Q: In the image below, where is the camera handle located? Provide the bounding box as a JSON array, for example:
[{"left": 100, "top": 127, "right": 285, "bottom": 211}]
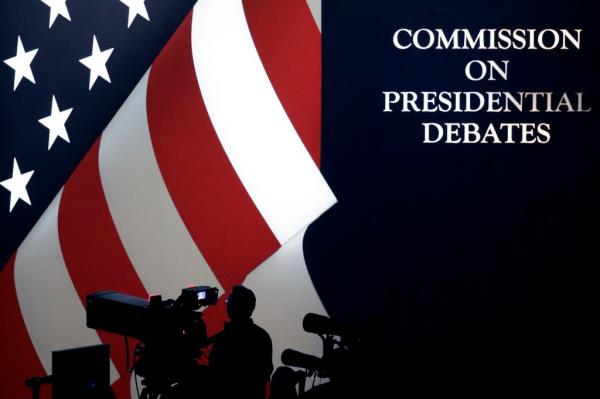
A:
[{"left": 297, "top": 371, "right": 308, "bottom": 397}]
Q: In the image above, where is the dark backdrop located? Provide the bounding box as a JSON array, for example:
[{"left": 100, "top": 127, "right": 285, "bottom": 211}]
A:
[{"left": 305, "top": 1, "right": 598, "bottom": 397}]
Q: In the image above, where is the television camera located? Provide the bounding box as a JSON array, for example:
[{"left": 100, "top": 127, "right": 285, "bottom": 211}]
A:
[
  {"left": 275, "top": 313, "right": 360, "bottom": 399},
  {"left": 86, "top": 286, "right": 218, "bottom": 399}
]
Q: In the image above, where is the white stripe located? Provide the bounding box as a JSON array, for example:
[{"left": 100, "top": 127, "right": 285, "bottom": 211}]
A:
[
  {"left": 244, "top": 228, "right": 328, "bottom": 369},
  {"left": 307, "top": 0, "right": 322, "bottom": 32},
  {"left": 14, "top": 190, "right": 119, "bottom": 382},
  {"left": 191, "top": 0, "right": 336, "bottom": 245},
  {"left": 98, "top": 70, "right": 222, "bottom": 301}
]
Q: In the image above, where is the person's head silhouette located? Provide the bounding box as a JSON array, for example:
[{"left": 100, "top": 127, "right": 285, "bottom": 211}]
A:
[{"left": 226, "top": 285, "right": 256, "bottom": 322}]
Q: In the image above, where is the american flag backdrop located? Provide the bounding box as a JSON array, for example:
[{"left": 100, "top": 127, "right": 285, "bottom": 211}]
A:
[{"left": 0, "top": 1, "right": 335, "bottom": 398}]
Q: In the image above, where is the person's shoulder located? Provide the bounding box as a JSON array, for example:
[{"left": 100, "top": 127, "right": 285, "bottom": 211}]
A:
[{"left": 250, "top": 321, "right": 272, "bottom": 341}]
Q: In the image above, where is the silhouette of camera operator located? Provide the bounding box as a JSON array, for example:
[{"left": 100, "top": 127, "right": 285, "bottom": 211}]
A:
[{"left": 209, "top": 285, "right": 273, "bottom": 399}]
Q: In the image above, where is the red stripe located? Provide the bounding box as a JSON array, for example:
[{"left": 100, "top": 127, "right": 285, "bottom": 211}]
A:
[
  {"left": 146, "top": 13, "right": 280, "bottom": 311},
  {"left": 242, "top": 0, "right": 322, "bottom": 167},
  {"left": 58, "top": 140, "right": 148, "bottom": 399},
  {"left": 0, "top": 254, "right": 49, "bottom": 399}
]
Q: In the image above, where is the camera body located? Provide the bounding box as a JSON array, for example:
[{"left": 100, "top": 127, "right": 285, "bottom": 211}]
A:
[
  {"left": 86, "top": 286, "right": 218, "bottom": 391},
  {"left": 281, "top": 313, "right": 357, "bottom": 377},
  {"left": 86, "top": 286, "right": 218, "bottom": 341}
]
